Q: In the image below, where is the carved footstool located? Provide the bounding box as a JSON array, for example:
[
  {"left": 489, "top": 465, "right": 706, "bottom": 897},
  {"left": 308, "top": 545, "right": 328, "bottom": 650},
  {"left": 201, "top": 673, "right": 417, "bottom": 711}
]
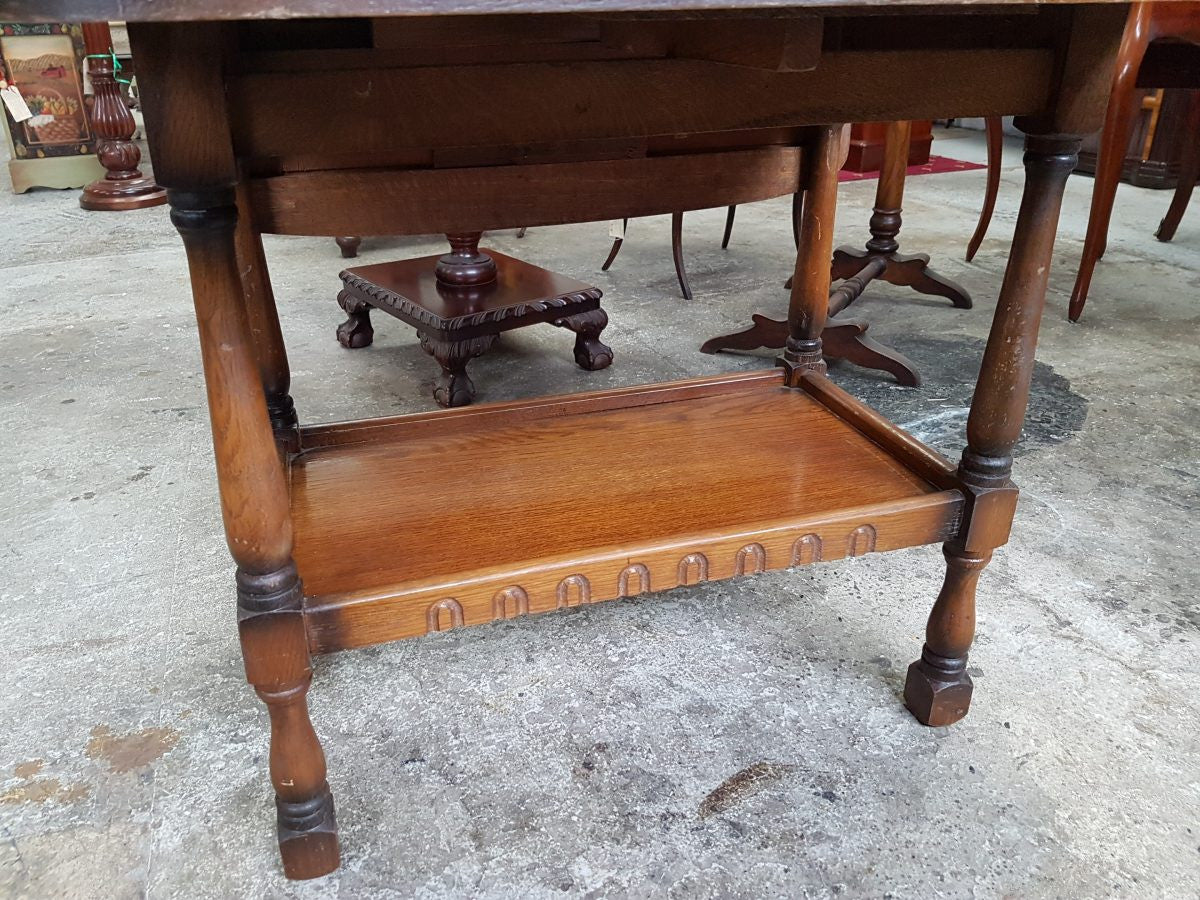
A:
[{"left": 336, "top": 232, "right": 613, "bottom": 407}]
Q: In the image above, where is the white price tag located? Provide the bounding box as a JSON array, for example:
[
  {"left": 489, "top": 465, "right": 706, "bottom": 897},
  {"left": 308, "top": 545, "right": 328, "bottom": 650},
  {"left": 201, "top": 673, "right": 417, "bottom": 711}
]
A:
[
  {"left": 607, "top": 219, "right": 627, "bottom": 240},
  {"left": 0, "top": 84, "right": 33, "bottom": 123}
]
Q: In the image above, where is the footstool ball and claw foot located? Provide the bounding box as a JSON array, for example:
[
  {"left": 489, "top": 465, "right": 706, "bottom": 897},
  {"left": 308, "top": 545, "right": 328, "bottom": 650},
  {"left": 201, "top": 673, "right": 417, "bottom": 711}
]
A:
[
  {"left": 336, "top": 232, "right": 611, "bottom": 407},
  {"left": 335, "top": 290, "right": 374, "bottom": 349},
  {"left": 554, "top": 308, "right": 614, "bottom": 372},
  {"left": 417, "top": 332, "right": 497, "bottom": 407}
]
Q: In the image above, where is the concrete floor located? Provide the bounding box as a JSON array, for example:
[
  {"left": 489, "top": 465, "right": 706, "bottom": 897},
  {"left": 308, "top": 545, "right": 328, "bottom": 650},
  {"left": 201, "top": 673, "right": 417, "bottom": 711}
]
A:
[{"left": 1, "top": 129, "right": 1198, "bottom": 899}]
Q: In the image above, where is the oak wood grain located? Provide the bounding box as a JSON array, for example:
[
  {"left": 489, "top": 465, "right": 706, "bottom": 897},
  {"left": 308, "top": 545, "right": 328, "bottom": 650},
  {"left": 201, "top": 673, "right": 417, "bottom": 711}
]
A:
[
  {"left": 289, "top": 372, "right": 964, "bottom": 653},
  {"left": 304, "top": 492, "right": 962, "bottom": 654},
  {"left": 248, "top": 147, "right": 804, "bottom": 236},
  {"left": 300, "top": 369, "right": 784, "bottom": 449},
  {"left": 230, "top": 50, "right": 1054, "bottom": 169}
]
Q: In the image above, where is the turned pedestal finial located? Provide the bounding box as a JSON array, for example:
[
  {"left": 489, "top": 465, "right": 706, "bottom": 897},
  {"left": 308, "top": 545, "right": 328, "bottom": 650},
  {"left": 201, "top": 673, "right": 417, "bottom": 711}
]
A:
[
  {"left": 435, "top": 232, "right": 498, "bottom": 287},
  {"left": 79, "top": 32, "right": 166, "bottom": 211}
]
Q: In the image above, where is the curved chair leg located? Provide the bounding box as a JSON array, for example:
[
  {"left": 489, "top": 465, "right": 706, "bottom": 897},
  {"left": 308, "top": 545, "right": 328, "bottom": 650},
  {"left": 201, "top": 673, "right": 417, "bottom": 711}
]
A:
[
  {"left": 671, "top": 211, "right": 693, "bottom": 300},
  {"left": 1156, "top": 93, "right": 1200, "bottom": 243},
  {"left": 1069, "top": 3, "right": 1153, "bottom": 323},
  {"left": 516, "top": 226, "right": 527, "bottom": 239},
  {"left": 966, "top": 116, "right": 1004, "bottom": 261},
  {"left": 721, "top": 205, "right": 737, "bottom": 249},
  {"left": 600, "top": 218, "right": 628, "bottom": 272}
]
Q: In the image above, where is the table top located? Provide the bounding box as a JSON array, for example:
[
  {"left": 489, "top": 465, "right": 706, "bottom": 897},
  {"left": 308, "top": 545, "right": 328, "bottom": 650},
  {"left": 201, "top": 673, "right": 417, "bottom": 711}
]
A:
[{"left": 5, "top": 0, "right": 1127, "bottom": 23}]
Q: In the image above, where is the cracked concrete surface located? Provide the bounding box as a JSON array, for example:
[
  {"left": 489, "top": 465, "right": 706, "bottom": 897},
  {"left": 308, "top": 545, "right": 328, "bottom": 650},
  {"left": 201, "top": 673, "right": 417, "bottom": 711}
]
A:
[{"left": 0, "top": 129, "right": 1197, "bottom": 898}]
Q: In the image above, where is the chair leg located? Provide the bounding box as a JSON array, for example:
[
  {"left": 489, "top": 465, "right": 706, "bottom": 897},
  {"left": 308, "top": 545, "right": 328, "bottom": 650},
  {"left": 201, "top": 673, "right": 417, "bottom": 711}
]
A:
[
  {"left": 782, "top": 192, "right": 805, "bottom": 291},
  {"left": 791, "top": 191, "right": 803, "bottom": 250},
  {"left": 1156, "top": 92, "right": 1200, "bottom": 243},
  {"left": 721, "top": 205, "right": 737, "bottom": 249},
  {"left": 966, "top": 116, "right": 1004, "bottom": 261},
  {"left": 600, "top": 219, "right": 628, "bottom": 272},
  {"left": 671, "top": 211, "right": 693, "bottom": 300},
  {"left": 1069, "top": 3, "right": 1153, "bottom": 323}
]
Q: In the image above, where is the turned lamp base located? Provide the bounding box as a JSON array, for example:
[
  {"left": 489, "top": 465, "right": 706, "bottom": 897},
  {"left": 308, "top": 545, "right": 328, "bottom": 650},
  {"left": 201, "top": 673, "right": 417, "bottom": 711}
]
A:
[
  {"left": 80, "top": 175, "right": 167, "bottom": 211},
  {"left": 79, "top": 28, "right": 167, "bottom": 213}
]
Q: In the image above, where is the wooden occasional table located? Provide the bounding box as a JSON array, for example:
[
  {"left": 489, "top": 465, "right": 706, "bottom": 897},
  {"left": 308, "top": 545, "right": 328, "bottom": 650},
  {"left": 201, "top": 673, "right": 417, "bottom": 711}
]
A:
[
  {"left": 16, "top": 0, "right": 1126, "bottom": 880},
  {"left": 701, "top": 119, "right": 971, "bottom": 387}
]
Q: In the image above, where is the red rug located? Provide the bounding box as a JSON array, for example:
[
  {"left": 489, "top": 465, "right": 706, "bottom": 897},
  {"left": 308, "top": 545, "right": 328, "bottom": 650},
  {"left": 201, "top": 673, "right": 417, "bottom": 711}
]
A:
[{"left": 839, "top": 155, "right": 986, "bottom": 182}]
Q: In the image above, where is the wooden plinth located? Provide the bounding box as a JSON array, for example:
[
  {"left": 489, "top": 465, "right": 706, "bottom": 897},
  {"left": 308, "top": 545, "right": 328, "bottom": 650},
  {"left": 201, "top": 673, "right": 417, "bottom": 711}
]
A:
[
  {"left": 340, "top": 250, "right": 601, "bottom": 337},
  {"left": 292, "top": 369, "right": 965, "bottom": 654},
  {"left": 337, "top": 249, "right": 612, "bottom": 406}
]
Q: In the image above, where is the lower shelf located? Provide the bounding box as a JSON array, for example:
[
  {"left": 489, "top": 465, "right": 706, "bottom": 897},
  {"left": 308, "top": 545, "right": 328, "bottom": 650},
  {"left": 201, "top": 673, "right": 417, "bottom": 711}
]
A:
[{"left": 291, "top": 369, "right": 965, "bottom": 654}]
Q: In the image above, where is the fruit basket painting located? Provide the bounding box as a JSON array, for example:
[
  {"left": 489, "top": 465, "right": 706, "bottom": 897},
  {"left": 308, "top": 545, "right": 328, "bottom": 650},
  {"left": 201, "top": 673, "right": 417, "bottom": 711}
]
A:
[{"left": 0, "top": 23, "right": 96, "bottom": 160}]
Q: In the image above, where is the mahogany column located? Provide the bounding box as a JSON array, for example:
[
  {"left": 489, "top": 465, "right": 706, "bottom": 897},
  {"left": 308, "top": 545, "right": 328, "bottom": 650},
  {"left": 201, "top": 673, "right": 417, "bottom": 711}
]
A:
[{"left": 79, "top": 22, "right": 166, "bottom": 211}]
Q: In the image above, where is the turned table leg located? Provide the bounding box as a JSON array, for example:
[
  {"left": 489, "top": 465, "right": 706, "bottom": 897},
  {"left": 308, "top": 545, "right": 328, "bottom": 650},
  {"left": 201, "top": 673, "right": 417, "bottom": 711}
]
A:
[
  {"left": 171, "top": 189, "right": 339, "bottom": 876},
  {"left": 905, "top": 132, "right": 1080, "bottom": 727},
  {"left": 780, "top": 124, "right": 846, "bottom": 384},
  {"left": 832, "top": 119, "right": 972, "bottom": 310},
  {"left": 130, "top": 20, "right": 338, "bottom": 879},
  {"left": 234, "top": 182, "right": 298, "bottom": 452}
]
